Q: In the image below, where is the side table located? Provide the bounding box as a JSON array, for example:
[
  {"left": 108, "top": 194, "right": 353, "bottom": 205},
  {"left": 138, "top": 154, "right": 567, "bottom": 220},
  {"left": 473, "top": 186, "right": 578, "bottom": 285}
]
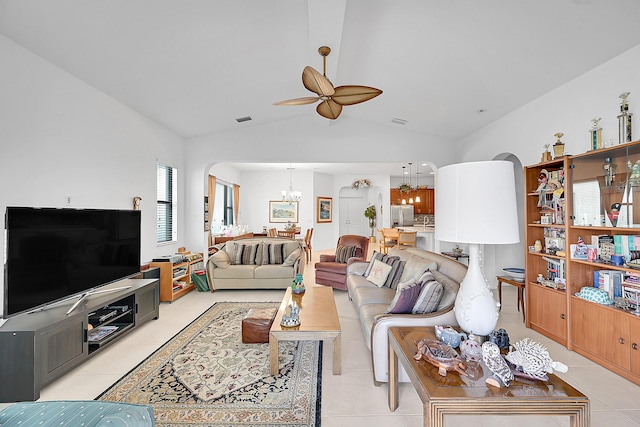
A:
[
  {"left": 388, "top": 326, "right": 590, "bottom": 426},
  {"left": 497, "top": 275, "right": 525, "bottom": 321}
]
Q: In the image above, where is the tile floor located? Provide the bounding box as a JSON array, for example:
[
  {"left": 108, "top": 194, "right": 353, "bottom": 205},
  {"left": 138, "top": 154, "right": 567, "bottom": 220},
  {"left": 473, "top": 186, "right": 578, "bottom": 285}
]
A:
[{"left": 24, "top": 248, "right": 640, "bottom": 426}]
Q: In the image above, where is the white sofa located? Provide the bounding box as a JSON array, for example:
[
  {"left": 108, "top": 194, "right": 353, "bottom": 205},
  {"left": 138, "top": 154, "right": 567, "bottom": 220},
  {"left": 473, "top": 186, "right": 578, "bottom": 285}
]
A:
[
  {"left": 206, "top": 237, "right": 304, "bottom": 291},
  {"left": 346, "top": 247, "right": 467, "bottom": 384}
]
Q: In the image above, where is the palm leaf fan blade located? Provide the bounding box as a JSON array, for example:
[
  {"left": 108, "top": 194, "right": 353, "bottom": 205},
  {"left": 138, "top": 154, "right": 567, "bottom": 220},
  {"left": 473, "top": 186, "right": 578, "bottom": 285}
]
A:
[
  {"left": 331, "top": 85, "right": 382, "bottom": 106},
  {"left": 316, "top": 99, "right": 342, "bottom": 120},
  {"left": 302, "top": 66, "right": 335, "bottom": 96},
  {"left": 273, "top": 97, "right": 320, "bottom": 106}
]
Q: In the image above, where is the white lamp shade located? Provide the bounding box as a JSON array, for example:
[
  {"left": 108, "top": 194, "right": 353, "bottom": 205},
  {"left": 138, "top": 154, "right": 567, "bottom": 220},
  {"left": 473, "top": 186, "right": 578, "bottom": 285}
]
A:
[{"left": 435, "top": 160, "right": 519, "bottom": 244}]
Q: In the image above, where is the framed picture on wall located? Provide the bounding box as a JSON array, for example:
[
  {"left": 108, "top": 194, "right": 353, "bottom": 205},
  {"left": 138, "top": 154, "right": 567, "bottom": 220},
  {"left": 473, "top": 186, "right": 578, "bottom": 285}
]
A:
[
  {"left": 269, "top": 201, "right": 299, "bottom": 223},
  {"left": 317, "top": 197, "right": 332, "bottom": 223}
]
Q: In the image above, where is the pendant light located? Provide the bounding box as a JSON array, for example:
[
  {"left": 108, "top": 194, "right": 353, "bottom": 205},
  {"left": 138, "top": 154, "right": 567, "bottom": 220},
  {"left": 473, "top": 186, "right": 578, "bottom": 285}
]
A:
[
  {"left": 408, "top": 163, "right": 414, "bottom": 204},
  {"left": 415, "top": 163, "right": 421, "bottom": 203},
  {"left": 401, "top": 166, "right": 407, "bottom": 204}
]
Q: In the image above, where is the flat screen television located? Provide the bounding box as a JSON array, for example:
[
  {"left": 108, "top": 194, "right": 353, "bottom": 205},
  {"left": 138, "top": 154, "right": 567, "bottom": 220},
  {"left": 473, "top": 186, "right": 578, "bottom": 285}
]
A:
[{"left": 3, "top": 207, "right": 141, "bottom": 319}]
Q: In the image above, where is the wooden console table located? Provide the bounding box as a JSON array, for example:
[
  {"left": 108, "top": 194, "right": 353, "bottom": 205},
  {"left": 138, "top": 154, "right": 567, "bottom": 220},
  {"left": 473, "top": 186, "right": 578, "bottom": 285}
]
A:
[{"left": 388, "top": 326, "right": 590, "bottom": 426}]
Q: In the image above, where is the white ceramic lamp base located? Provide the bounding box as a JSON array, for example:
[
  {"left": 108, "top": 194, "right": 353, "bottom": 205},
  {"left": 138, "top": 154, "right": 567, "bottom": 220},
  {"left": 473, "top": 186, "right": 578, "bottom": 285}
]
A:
[{"left": 454, "top": 244, "right": 499, "bottom": 337}]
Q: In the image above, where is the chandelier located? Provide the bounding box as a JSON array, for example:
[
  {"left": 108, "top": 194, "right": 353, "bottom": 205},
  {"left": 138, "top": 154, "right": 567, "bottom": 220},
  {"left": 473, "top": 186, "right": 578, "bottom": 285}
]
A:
[{"left": 282, "top": 164, "right": 302, "bottom": 204}]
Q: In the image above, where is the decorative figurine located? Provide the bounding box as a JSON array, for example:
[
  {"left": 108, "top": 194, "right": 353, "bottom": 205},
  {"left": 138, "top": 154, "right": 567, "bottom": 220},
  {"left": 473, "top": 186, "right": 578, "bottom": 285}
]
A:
[
  {"left": 608, "top": 202, "right": 621, "bottom": 227},
  {"left": 488, "top": 328, "right": 510, "bottom": 350},
  {"left": 482, "top": 341, "right": 514, "bottom": 388},
  {"left": 618, "top": 92, "right": 633, "bottom": 144},
  {"left": 133, "top": 196, "right": 142, "bottom": 210},
  {"left": 505, "top": 338, "right": 568, "bottom": 381},
  {"left": 280, "top": 301, "right": 301, "bottom": 327},
  {"left": 552, "top": 132, "right": 565, "bottom": 158},
  {"left": 603, "top": 157, "right": 617, "bottom": 186},
  {"left": 536, "top": 169, "right": 549, "bottom": 207},
  {"left": 459, "top": 333, "right": 483, "bottom": 362},
  {"left": 590, "top": 117, "right": 602, "bottom": 150},
  {"left": 291, "top": 273, "right": 305, "bottom": 294}
]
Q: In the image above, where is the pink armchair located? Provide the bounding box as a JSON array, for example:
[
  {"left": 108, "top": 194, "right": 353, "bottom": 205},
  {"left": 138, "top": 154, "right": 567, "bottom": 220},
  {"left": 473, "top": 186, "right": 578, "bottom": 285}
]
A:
[{"left": 315, "top": 235, "right": 369, "bottom": 290}]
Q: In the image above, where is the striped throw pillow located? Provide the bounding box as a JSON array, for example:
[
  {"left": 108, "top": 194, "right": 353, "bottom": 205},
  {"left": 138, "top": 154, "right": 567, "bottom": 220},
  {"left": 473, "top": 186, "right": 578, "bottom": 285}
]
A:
[
  {"left": 335, "top": 245, "right": 357, "bottom": 263},
  {"left": 363, "top": 251, "right": 399, "bottom": 277},
  {"left": 262, "top": 243, "right": 287, "bottom": 265},
  {"left": 232, "top": 243, "right": 259, "bottom": 265},
  {"left": 412, "top": 272, "right": 444, "bottom": 314}
]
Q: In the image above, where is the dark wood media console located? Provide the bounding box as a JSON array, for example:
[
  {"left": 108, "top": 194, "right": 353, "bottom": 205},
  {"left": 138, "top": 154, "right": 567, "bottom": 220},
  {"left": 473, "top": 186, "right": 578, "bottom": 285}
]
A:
[{"left": 0, "top": 275, "right": 160, "bottom": 402}]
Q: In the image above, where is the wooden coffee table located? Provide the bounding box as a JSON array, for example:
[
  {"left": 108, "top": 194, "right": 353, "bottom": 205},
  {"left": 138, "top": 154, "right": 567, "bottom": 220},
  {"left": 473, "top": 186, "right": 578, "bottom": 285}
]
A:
[
  {"left": 388, "top": 326, "right": 590, "bottom": 426},
  {"left": 269, "top": 285, "right": 342, "bottom": 375}
]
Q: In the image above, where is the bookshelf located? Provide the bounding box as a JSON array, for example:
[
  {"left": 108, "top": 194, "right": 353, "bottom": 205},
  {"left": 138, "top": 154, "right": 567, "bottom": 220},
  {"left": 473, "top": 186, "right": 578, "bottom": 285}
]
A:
[
  {"left": 525, "top": 140, "right": 640, "bottom": 385},
  {"left": 150, "top": 252, "right": 204, "bottom": 302},
  {"left": 524, "top": 156, "right": 570, "bottom": 345}
]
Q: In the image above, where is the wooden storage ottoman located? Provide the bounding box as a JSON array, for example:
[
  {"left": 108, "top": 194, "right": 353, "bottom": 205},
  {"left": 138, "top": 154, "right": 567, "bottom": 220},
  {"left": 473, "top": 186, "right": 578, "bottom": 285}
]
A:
[{"left": 242, "top": 308, "right": 277, "bottom": 343}]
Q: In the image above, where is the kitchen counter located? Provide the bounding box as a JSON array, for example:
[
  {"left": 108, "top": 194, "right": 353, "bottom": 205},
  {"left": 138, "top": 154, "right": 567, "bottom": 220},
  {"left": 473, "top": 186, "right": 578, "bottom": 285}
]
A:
[{"left": 397, "top": 226, "right": 435, "bottom": 251}]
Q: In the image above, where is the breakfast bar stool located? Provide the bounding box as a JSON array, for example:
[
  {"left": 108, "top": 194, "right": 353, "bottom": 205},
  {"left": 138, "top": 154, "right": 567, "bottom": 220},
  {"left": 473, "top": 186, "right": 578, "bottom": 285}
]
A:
[{"left": 497, "top": 275, "right": 525, "bottom": 321}]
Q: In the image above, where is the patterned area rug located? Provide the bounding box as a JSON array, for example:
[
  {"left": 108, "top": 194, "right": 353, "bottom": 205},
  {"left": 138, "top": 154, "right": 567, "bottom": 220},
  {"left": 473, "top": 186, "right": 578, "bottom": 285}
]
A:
[{"left": 97, "top": 302, "right": 322, "bottom": 426}]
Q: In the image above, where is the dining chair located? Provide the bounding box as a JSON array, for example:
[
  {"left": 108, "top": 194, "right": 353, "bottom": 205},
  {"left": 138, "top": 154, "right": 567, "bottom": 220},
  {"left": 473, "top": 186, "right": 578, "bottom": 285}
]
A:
[
  {"left": 267, "top": 228, "right": 277, "bottom": 237},
  {"left": 397, "top": 231, "right": 417, "bottom": 247},
  {"left": 277, "top": 230, "right": 296, "bottom": 239},
  {"left": 302, "top": 228, "right": 313, "bottom": 263},
  {"left": 378, "top": 229, "right": 395, "bottom": 254}
]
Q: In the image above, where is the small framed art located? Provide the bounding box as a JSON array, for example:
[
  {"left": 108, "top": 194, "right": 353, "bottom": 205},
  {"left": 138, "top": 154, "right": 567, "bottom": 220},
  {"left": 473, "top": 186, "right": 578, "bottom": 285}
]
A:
[
  {"left": 269, "top": 201, "right": 299, "bottom": 223},
  {"left": 317, "top": 197, "right": 332, "bottom": 223}
]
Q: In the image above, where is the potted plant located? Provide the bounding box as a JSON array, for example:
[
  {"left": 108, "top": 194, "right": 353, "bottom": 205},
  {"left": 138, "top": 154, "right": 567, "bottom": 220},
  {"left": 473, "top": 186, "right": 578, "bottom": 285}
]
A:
[
  {"left": 364, "top": 205, "right": 377, "bottom": 242},
  {"left": 398, "top": 183, "right": 413, "bottom": 194}
]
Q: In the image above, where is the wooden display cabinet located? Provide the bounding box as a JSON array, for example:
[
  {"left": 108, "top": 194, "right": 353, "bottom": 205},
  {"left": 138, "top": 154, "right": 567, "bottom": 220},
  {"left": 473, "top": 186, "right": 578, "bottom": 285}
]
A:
[
  {"left": 525, "top": 140, "right": 640, "bottom": 386},
  {"left": 565, "top": 141, "right": 640, "bottom": 384},
  {"left": 151, "top": 253, "right": 204, "bottom": 302},
  {"left": 524, "top": 157, "right": 569, "bottom": 345}
]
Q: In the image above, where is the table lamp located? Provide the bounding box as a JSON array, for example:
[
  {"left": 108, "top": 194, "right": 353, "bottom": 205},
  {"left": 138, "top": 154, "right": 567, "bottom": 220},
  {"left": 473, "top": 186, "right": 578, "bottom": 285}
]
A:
[{"left": 435, "top": 160, "right": 519, "bottom": 337}]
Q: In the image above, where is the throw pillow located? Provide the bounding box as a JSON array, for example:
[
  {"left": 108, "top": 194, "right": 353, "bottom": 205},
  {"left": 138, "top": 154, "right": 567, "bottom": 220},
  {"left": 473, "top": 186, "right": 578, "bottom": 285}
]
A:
[
  {"left": 232, "top": 243, "right": 259, "bottom": 265},
  {"left": 282, "top": 247, "right": 301, "bottom": 267},
  {"left": 211, "top": 249, "right": 231, "bottom": 268},
  {"left": 384, "top": 258, "right": 406, "bottom": 289},
  {"left": 365, "top": 259, "right": 393, "bottom": 287},
  {"left": 386, "top": 279, "right": 423, "bottom": 314},
  {"left": 412, "top": 274, "right": 444, "bottom": 314},
  {"left": 335, "top": 244, "right": 357, "bottom": 263},
  {"left": 262, "top": 243, "right": 287, "bottom": 265},
  {"left": 363, "top": 250, "right": 400, "bottom": 278},
  {"left": 431, "top": 270, "right": 461, "bottom": 311}
]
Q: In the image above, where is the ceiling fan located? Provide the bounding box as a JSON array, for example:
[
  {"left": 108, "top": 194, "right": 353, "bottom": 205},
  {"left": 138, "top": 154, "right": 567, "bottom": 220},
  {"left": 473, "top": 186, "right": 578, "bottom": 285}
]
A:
[{"left": 274, "top": 46, "right": 382, "bottom": 120}]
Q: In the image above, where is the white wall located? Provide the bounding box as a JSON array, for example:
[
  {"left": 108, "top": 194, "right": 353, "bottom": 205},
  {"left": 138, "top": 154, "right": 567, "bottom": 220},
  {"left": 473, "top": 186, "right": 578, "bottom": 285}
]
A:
[
  {"left": 0, "top": 35, "right": 186, "bottom": 314},
  {"left": 457, "top": 44, "right": 640, "bottom": 281},
  {"left": 184, "top": 119, "right": 457, "bottom": 254}
]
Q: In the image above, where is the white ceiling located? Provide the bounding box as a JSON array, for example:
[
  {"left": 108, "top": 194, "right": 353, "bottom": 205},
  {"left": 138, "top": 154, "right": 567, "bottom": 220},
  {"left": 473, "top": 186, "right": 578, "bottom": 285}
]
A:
[{"left": 2, "top": 0, "right": 640, "bottom": 177}]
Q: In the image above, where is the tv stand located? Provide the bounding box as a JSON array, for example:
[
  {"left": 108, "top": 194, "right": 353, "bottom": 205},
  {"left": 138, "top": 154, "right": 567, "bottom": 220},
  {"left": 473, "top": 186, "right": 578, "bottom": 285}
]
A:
[
  {"left": 66, "top": 285, "right": 133, "bottom": 315},
  {"left": 0, "top": 277, "right": 159, "bottom": 403}
]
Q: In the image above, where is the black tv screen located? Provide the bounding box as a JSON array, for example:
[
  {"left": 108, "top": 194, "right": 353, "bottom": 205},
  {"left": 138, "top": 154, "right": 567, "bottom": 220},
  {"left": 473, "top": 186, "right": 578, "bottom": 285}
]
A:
[{"left": 3, "top": 207, "right": 141, "bottom": 319}]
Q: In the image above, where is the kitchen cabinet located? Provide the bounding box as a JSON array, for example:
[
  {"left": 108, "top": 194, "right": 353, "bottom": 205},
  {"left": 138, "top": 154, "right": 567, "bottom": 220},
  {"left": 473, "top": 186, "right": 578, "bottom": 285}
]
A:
[{"left": 389, "top": 188, "right": 434, "bottom": 214}]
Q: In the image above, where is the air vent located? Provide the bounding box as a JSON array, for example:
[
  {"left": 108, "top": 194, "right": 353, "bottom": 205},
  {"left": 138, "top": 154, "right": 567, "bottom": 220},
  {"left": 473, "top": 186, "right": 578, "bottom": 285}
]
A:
[
  {"left": 236, "top": 116, "right": 252, "bottom": 123},
  {"left": 391, "top": 118, "right": 407, "bottom": 125}
]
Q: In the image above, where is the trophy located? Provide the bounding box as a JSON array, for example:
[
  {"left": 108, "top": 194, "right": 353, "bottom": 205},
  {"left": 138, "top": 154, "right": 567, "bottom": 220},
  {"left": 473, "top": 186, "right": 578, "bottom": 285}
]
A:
[
  {"left": 553, "top": 132, "right": 565, "bottom": 158},
  {"left": 618, "top": 92, "right": 633, "bottom": 144},
  {"left": 590, "top": 117, "right": 602, "bottom": 150}
]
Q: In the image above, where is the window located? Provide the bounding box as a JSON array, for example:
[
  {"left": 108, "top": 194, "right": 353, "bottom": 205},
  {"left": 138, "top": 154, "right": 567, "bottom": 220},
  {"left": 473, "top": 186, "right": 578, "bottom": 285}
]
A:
[
  {"left": 157, "top": 162, "right": 177, "bottom": 243},
  {"left": 211, "top": 182, "right": 234, "bottom": 233}
]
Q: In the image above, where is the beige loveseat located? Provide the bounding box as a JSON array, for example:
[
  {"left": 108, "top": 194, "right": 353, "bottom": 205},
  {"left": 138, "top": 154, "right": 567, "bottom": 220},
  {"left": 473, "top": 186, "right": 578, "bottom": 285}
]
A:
[
  {"left": 206, "top": 237, "right": 305, "bottom": 291},
  {"left": 346, "top": 247, "right": 467, "bottom": 384}
]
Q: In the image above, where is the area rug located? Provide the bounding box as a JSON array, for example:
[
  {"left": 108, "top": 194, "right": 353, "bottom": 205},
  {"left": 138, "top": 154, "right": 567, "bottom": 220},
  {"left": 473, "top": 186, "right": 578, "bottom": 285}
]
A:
[{"left": 97, "top": 302, "right": 322, "bottom": 426}]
